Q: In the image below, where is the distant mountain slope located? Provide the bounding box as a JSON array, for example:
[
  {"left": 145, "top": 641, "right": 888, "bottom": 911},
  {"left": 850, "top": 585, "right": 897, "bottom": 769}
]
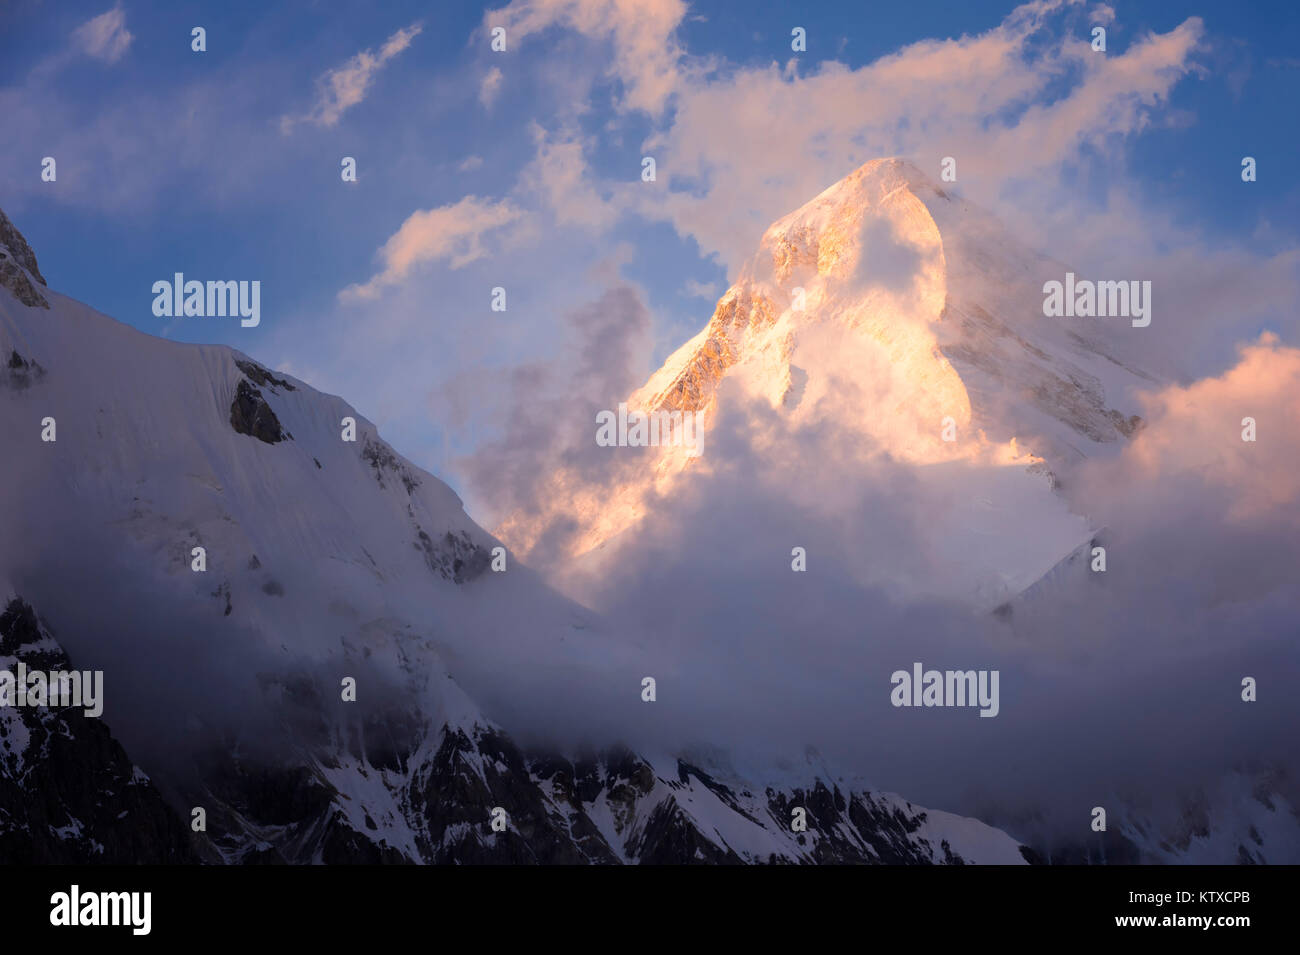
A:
[
  {"left": 0, "top": 596, "right": 198, "bottom": 863},
  {"left": 0, "top": 206, "right": 1030, "bottom": 864}
]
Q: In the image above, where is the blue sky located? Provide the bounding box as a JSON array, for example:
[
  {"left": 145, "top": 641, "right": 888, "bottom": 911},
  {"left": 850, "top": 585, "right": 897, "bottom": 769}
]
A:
[{"left": 2, "top": 0, "right": 1298, "bottom": 510}]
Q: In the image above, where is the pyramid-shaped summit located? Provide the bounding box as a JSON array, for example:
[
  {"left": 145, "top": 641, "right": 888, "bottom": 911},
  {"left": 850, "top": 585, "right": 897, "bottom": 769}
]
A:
[
  {"left": 632, "top": 155, "right": 1152, "bottom": 452},
  {"left": 498, "top": 158, "right": 1155, "bottom": 595}
]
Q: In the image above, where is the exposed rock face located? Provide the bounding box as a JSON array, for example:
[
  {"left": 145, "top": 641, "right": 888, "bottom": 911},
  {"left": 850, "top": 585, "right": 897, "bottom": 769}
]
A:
[
  {"left": 362, "top": 435, "right": 420, "bottom": 493},
  {"left": 0, "top": 598, "right": 199, "bottom": 863},
  {"left": 649, "top": 288, "right": 776, "bottom": 414},
  {"left": 235, "top": 358, "right": 296, "bottom": 392},
  {"left": 230, "top": 378, "right": 286, "bottom": 444},
  {"left": 0, "top": 212, "right": 45, "bottom": 285},
  {"left": 186, "top": 704, "right": 1028, "bottom": 865},
  {"left": 3, "top": 349, "right": 45, "bottom": 390},
  {"left": 415, "top": 527, "right": 490, "bottom": 583},
  {"left": 941, "top": 301, "right": 1147, "bottom": 444},
  {"left": 0, "top": 210, "right": 49, "bottom": 309},
  {"left": 228, "top": 358, "right": 296, "bottom": 444},
  {"left": 0, "top": 258, "right": 47, "bottom": 309},
  {"left": 353, "top": 434, "right": 492, "bottom": 583}
]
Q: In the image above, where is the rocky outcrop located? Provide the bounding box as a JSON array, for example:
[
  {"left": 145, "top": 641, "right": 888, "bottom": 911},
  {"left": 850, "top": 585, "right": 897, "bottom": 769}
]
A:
[
  {"left": 228, "top": 359, "right": 295, "bottom": 444},
  {"left": 3, "top": 349, "right": 45, "bottom": 390},
  {"left": 646, "top": 288, "right": 776, "bottom": 414},
  {"left": 415, "top": 527, "right": 490, "bottom": 584},
  {"left": 0, "top": 210, "right": 49, "bottom": 309},
  {"left": 230, "top": 379, "right": 286, "bottom": 444},
  {"left": 0, "top": 598, "right": 199, "bottom": 863},
  {"left": 235, "top": 359, "right": 296, "bottom": 392},
  {"left": 180, "top": 699, "right": 1029, "bottom": 865},
  {"left": 361, "top": 435, "right": 420, "bottom": 493},
  {"left": 0, "top": 211, "right": 45, "bottom": 285}
]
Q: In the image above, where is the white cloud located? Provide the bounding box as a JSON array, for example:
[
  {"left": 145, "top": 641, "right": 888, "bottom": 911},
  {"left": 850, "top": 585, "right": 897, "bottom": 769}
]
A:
[
  {"left": 282, "top": 22, "right": 422, "bottom": 131},
  {"left": 682, "top": 278, "right": 720, "bottom": 299},
  {"left": 631, "top": 8, "right": 1206, "bottom": 271},
  {"left": 517, "top": 125, "right": 622, "bottom": 230},
  {"left": 475, "top": 1, "right": 1210, "bottom": 282},
  {"left": 479, "top": 66, "right": 504, "bottom": 107},
  {"left": 349, "top": 125, "right": 623, "bottom": 302},
  {"left": 72, "top": 5, "right": 133, "bottom": 64},
  {"left": 340, "top": 195, "right": 523, "bottom": 300},
  {"left": 486, "top": 0, "right": 688, "bottom": 115}
]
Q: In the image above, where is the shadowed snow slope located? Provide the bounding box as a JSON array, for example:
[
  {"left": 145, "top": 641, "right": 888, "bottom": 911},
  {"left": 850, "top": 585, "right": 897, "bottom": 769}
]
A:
[{"left": 0, "top": 207, "right": 1030, "bottom": 864}]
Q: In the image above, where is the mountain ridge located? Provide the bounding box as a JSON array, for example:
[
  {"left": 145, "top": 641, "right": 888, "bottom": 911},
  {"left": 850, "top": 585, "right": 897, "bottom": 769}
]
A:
[
  {"left": 0, "top": 205, "right": 1034, "bottom": 864},
  {"left": 5, "top": 200, "right": 1288, "bottom": 865}
]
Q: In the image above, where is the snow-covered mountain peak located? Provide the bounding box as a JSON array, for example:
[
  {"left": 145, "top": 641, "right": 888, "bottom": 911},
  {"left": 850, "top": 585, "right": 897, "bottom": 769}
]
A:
[
  {"left": 500, "top": 160, "right": 1157, "bottom": 608},
  {"left": 636, "top": 155, "right": 1149, "bottom": 452},
  {"left": 0, "top": 206, "right": 1285, "bottom": 865},
  {"left": 760, "top": 157, "right": 948, "bottom": 262},
  {"left": 0, "top": 204, "right": 1041, "bottom": 863}
]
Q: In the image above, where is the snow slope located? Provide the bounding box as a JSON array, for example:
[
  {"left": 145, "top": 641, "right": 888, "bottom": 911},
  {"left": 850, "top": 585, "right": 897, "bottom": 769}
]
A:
[
  {"left": 497, "top": 159, "right": 1156, "bottom": 610},
  {"left": 0, "top": 206, "right": 1030, "bottom": 864}
]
